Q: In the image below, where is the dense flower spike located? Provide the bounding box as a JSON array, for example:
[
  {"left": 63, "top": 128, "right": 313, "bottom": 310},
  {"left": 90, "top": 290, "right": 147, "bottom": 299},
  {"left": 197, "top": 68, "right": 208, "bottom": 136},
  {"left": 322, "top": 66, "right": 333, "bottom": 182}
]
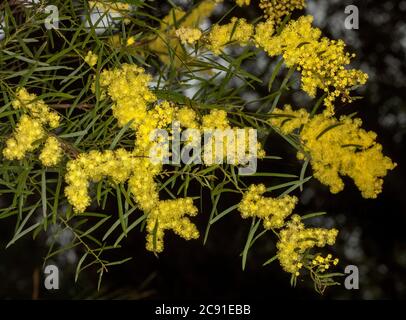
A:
[
  {"left": 145, "top": 198, "right": 199, "bottom": 253},
  {"left": 270, "top": 106, "right": 397, "bottom": 198},
  {"left": 255, "top": 16, "right": 368, "bottom": 114},
  {"left": 236, "top": 0, "right": 251, "bottom": 6},
  {"left": 202, "top": 109, "right": 230, "bottom": 130},
  {"left": 175, "top": 27, "right": 202, "bottom": 45},
  {"left": 253, "top": 18, "right": 275, "bottom": 48},
  {"left": 207, "top": 18, "right": 254, "bottom": 55},
  {"left": 84, "top": 50, "right": 98, "bottom": 66},
  {"left": 88, "top": 0, "right": 131, "bottom": 12},
  {"left": 11, "top": 88, "right": 60, "bottom": 128},
  {"left": 269, "top": 105, "right": 309, "bottom": 134},
  {"left": 201, "top": 110, "right": 265, "bottom": 165},
  {"left": 64, "top": 149, "right": 135, "bottom": 213},
  {"left": 277, "top": 215, "right": 338, "bottom": 276},
  {"left": 98, "top": 64, "right": 157, "bottom": 128},
  {"left": 311, "top": 254, "right": 339, "bottom": 273},
  {"left": 3, "top": 88, "right": 61, "bottom": 161},
  {"left": 67, "top": 63, "right": 267, "bottom": 252},
  {"left": 177, "top": 107, "right": 199, "bottom": 129},
  {"left": 259, "top": 0, "right": 306, "bottom": 24},
  {"left": 39, "top": 136, "right": 63, "bottom": 167},
  {"left": 238, "top": 184, "right": 298, "bottom": 229},
  {"left": 3, "top": 115, "right": 44, "bottom": 160}
]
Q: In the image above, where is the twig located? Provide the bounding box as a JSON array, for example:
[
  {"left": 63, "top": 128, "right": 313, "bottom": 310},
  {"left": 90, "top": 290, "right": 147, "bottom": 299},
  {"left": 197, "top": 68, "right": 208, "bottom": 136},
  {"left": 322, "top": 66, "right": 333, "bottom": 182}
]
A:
[{"left": 51, "top": 103, "right": 94, "bottom": 111}]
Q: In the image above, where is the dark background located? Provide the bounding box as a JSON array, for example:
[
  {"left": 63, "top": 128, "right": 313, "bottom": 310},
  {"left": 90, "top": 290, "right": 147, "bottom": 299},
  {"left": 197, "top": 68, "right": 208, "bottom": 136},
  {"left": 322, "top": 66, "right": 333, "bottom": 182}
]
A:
[{"left": 0, "top": 0, "right": 405, "bottom": 299}]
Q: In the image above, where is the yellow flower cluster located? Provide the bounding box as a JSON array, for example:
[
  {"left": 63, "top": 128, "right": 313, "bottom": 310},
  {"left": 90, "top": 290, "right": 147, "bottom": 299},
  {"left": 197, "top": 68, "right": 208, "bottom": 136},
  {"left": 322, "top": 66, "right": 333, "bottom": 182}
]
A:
[
  {"left": 84, "top": 50, "right": 98, "bottom": 67},
  {"left": 148, "top": 0, "right": 221, "bottom": 64},
  {"left": 145, "top": 198, "right": 199, "bottom": 252},
  {"left": 202, "top": 109, "right": 230, "bottom": 130},
  {"left": 127, "top": 157, "right": 161, "bottom": 212},
  {"left": 67, "top": 64, "right": 268, "bottom": 252},
  {"left": 39, "top": 136, "right": 63, "bottom": 167},
  {"left": 238, "top": 184, "right": 298, "bottom": 229},
  {"left": 65, "top": 149, "right": 135, "bottom": 213},
  {"left": 277, "top": 215, "right": 338, "bottom": 276},
  {"left": 270, "top": 106, "right": 397, "bottom": 198},
  {"left": 201, "top": 110, "right": 265, "bottom": 165},
  {"left": 177, "top": 107, "right": 199, "bottom": 129},
  {"left": 255, "top": 16, "right": 368, "bottom": 114},
  {"left": 3, "top": 115, "right": 44, "bottom": 160},
  {"left": 236, "top": 0, "right": 251, "bottom": 6},
  {"left": 253, "top": 19, "right": 275, "bottom": 49},
  {"left": 3, "top": 88, "right": 60, "bottom": 161},
  {"left": 311, "top": 254, "right": 339, "bottom": 273},
  {"left": 11, "top": 88, "right": 60, "bottom": 128},
  {"left": 88, "top": 1, "right": 131, "bottom": 13},
  {"left": 126, "top": 36, "right": 135, "bottom": 46},
  {"left": 98, "top": 64, "right": 157, "bottom": 128},
  {"left": 207, "top": 18, "right": 254, "bottom": 55},
  {"left": 269, "top": 105, "right": 309, "bottom": 134},
  {"left": 259, "top": 0, "right": 306, "bottom": 24},
  {"left": 70, "top": 65, "right": 201, "bottom": 252},
  {"left": 175, "top": 27, "right": 202, "bottom": 45}
]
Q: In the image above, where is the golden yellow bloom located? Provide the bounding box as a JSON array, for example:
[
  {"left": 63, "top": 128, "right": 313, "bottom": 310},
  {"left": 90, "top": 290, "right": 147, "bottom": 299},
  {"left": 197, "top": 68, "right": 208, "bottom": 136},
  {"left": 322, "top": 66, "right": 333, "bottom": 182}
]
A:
[
  {"left": 3, "top": 88, "right": 61, "bottom": 161},
  {"left": 269, "top": 105, "right": 309, "bottom": 134},
  {"left": 3, "top": 115, "right": 45, "bottom": 160},
  {"left": 84, "top": 50, "right": 98, "bottom": 67},
  {"left": 11, "top": 88, "right": 60, "bottom": 128},
  {"left": 135, "top": 100, "right": 177, "bottom": 153},
  {"left": 177, "top": 107, "right": 199, "bottom": 129},
  {"left": 98, "top": 63, "right": 157, "bottom": 129},
  {"left": 259, "top": 0, "right": 306, "bottom": 24},
  {"left": 39, "top": 136, "right": 63, "bottom": 167},
  {"left": 253, "top": 18, "right": 275, "bottom": 50},
  {"left": 68, "top": 64, "right": 269, "bottom": 252},
  {"left": 126, "top": 36, "right": 135, "bottom": 46},
  {"left": 271, "top": 106, "right": 397, "bottom": 198},
  {"left": 311, "top": 254, "right": 339, "bottom": 272},
  {"left": 175, "top": 27, "right": 202, "bottom": 45},
  {"left": 207, "top": 18, "right": 254, "bottom": 55},
  {"left": 238, "top": 184, "right": 298, "bottom": 229},
  {"left": 65, "top": 149, "right": 135, "bottom": 213},
  {"left": 88, "top": 1, "right": 130, "bottom": 13},
  {"left": 201, "top": 109, "right": 265, "bottom": 165},
  {"left": 145, "top": 198, "right": 199, "bottom": 253},
  {"left": 202, "top": 109, "right": 230, "bottom": 130},
  {"left": 236, "top": 0, "right": 250, "bottom": 6},
  {"left": 255, "top": 16, "right": 368, "bottom": 115},
  {"left": 277, "top": 215, "right": 338, "bottom": 275}
]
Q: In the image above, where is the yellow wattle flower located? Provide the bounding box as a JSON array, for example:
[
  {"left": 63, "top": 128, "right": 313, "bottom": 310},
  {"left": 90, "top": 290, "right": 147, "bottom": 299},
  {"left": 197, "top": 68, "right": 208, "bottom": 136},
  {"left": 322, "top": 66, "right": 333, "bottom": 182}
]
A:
[
  {"left": 175, "top": 27, "right": 202, "bottom": 45},
  {"left": 277, "top": 215, "right": 338, "bottom": 275},
  {"left": 270, "top": 105, "right": 397, "bottom": 198},
  {"left": 84, "top": 50, "right": 98, "bottom": 67},
  {"left": 259, "top": 0, "right": 306, "bottom": 24},
  {"left": 3, "top": 115, "right": 45, "bottom": 160},
  {"left": 255, "top": 16, "right": 368, "bottom": 115},
  {"left": 3, "top": 88, "right": 61, "bottom": 161},
  {"left": 39, "top": 136, "right": 63, "bottom": 167},
  {"left": 238, "top": 184, "right": 298, "bottom": 229},
  {"left": 207, "top": 18, "right": 254, "bottom": 55}
]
